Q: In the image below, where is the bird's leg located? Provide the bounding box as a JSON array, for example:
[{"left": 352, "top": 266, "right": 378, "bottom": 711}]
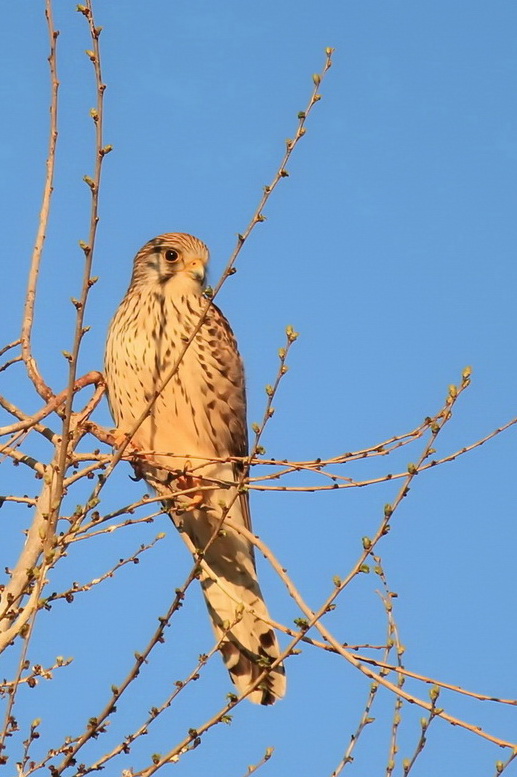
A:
[{"left": 108, "top": 428, "right": 151, "bottom": 481}]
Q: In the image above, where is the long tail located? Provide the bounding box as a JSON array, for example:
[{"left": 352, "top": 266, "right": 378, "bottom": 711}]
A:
[
  {"left": 174, "top": 499, "right": 285, "bottom": 704},
  {"left": 143, "top": 463, "right": 286, "bottom": 704}
]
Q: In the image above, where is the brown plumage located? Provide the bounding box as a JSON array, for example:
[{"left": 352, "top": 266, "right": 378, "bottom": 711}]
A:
[{"left": 104, "top": 233, "right": 286, "bottom": 704}]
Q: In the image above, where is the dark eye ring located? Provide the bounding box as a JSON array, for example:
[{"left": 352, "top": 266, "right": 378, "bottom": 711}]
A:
[{"left": 165, "top": 249, "right": 180, "bottom": 263}]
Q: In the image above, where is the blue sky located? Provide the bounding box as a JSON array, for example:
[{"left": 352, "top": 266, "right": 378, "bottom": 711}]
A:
[{"left": 2, "top": 2, "right": 517, "bottom": 775}]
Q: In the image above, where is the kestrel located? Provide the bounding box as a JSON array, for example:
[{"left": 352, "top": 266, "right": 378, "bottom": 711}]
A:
[{"left": 104, "top": 233, "right": 286, "bottom": 704}]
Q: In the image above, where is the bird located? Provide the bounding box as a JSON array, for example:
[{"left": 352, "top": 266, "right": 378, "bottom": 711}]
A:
[{"left": 104, "top": 232, "right": 286, "bottom": 705}]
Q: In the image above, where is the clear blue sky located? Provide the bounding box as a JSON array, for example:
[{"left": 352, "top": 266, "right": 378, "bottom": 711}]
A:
[{"left": 2, "top": 2, "right": 517, "bottom": 775}]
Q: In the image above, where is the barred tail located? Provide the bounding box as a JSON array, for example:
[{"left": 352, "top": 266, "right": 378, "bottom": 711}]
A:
[
  {"left": 175, "top": 499, "right": 286, "bottom": 704},
  {"left": 199, "top": 559, "right": 286, "bottom": 705}
]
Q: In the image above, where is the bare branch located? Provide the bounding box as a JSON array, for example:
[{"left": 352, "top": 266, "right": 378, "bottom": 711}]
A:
[{"left": 20, "top": 1, "right": 59, "bottom": 402}]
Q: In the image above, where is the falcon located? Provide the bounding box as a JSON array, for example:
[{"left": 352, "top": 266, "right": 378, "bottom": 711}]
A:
[{"left": 104, "top": 233, "right": 286, "bottom": 704}]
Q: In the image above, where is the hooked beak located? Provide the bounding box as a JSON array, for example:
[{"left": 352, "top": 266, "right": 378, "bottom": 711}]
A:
[{"left": 186, "top": 258, "right": 205, "bottom": 283}]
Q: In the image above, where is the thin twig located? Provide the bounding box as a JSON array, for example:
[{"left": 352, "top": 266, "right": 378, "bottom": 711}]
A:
[
  {"left": 0, "top": 340, "right": 21, "bottom": 358},
  {"left": 401, "top": 706, "right": 438, "bottom": 776},
  {"left": 20, "top": 1, "right": 59, "bottom": 402},
  {"left": 52, "top": 0, "right": 108, "bottom": 540},
  {"left": 236, "top": 748, "right": 274, "bottom": 777},
  {"left": 42, "top": 536, "right": 164, "bottom": 608},
  {"left": 84, "top": 617, "right": 245, "bottom": 775}
]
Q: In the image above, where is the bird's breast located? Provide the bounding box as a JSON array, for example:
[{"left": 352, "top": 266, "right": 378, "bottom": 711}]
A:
[{"left": 105, "top": 288, "right": 246, "bottom": 465}]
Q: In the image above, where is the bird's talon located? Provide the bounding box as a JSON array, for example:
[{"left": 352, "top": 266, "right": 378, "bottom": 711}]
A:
[
  {"left": 180, "top": 493, "right": 205, "bottom": 511},
  {"left": 175, "top": 465, "right": 206, "bottom": 510}
]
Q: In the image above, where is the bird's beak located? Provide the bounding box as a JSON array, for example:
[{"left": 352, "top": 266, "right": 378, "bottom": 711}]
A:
[{"left": 186, "top": 259, "right": 205, "bottom": 282}]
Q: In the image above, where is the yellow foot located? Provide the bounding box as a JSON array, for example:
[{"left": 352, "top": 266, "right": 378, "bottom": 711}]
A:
[{"left": 176, "top": 460, "right": 206, "bottom": 510}]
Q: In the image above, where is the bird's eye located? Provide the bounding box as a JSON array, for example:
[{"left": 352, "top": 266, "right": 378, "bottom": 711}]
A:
[{"left": 165, "top": 249, "right": 180, "bottom": 263}]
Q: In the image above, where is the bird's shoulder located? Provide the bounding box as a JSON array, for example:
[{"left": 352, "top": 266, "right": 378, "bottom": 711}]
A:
[{"left": 203, "top": 301, "right": 240, "bottom": 349}]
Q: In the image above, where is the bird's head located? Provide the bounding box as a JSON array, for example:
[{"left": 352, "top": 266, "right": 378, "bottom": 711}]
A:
[{"left": 130, "top": 232, "right": 209, "bottom": 292}]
